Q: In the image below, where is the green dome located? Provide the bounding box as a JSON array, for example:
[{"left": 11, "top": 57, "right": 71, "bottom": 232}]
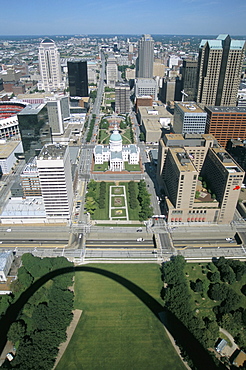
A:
[{"left": 110, "top": 132, "right": 122, "bottom": 141}]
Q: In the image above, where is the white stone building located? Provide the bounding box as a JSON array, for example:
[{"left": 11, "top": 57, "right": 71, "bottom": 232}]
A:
[
  {"left": 36, "top": 143, "right": 73, "bottom": 220},
  {"left": 94, "top": 126, "right": 139, "bottom": 171}
]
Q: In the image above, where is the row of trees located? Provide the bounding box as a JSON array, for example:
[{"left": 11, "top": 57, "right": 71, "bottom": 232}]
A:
[
  {"left": 2, "top": 254, "right": 74, "bottom": 369},
  {"left": 98, "top": 181, "right": 106, "bottom": 209},
  {"left": 86, "top": 114, "right": 96, "bottom": 142},
  {"left": 128, "top": 181, "right": 139, "bottom": 209},
  {"left": 138, "top": 180, "right": 153, "bottom": 221}
]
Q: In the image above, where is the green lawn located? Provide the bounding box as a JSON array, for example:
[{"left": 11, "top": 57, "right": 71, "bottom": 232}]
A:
[
  {"left": 93, "top": 163, "right": 109, "bottom": 171},
  {"left": 56, "top": 264, "right": 186, "bottom": 370},
  {"left": 123, "top": 182, "right": 141, "bottom": 220},
  {"left": 124, "top": 163, "right": 141, "bottom": 172},
  {"left": 112, "top": 186, "right": 124, "bottom": 195}
]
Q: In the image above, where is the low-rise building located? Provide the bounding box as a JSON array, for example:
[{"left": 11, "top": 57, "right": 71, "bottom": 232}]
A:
[
  {"left": 0, "top": 252, "right": 14, "bottom": 282},
  {"left": 137, "top": 105, "right": 173, "bottom": 143}
]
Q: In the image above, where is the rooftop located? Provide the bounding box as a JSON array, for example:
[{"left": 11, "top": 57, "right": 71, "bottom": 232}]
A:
[{"left": 206, "top": 106, "right": 246, "bottom": 113}]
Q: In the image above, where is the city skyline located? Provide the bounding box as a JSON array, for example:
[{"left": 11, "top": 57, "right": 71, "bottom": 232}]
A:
[{"left": 0, "top": 0, "right": 246, "bottom": 36}]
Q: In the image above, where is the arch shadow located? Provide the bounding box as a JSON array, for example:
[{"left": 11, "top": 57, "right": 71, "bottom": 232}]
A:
[{"left": 0, "top": 266, "right": 224, "bottom": 369}]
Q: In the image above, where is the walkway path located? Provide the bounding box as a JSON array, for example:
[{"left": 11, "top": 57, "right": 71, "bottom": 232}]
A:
[{"left": 53, "top": 309, "right": 82, "bottom": 369}]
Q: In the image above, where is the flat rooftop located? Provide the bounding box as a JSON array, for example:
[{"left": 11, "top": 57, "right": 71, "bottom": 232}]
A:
[
  {"left": 38, "top": 143, "right": 67, "bottom": 160},
  {"left": 0, "top": 141, "right": 21, "bottom": 159},
  {"left": 1, "top": 197, "right": 46, "bottom": 218},
  {"left": 170, "top": 147, "right": 197, "bottom": 172},
  {"left": 206, "top": 106, "right": 246, "bottom": 113},
  {"left": 175, "top": 102, "right": 205, "bottom": 114}
]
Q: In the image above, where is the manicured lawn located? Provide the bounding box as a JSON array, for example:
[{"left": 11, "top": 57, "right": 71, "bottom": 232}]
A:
[
  {"left": 93, "top": 182, "right": 114, "bottom": 220},
  {"left": 93, "top": 163, "right": 109, "bottom": 171},
  {"left": 123, "top": 182, "right": 141, "bottom": 220},
  {"left": 56, "top": 264, "right": 186, "bottom": 370},
  {"left": 124, "top": 162, "right": 141, "bottom": 171}
]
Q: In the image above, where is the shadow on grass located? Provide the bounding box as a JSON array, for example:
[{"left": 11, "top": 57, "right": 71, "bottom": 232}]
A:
[{"left": 0, "top": 266, "right": 225, "bottom": 369}]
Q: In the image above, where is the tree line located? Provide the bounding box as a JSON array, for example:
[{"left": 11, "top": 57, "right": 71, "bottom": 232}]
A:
[{"left": 1, "top": 254, "right": 74, "bottom": 370}]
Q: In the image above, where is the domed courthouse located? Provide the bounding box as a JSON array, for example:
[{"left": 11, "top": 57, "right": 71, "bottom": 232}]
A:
[{"left": 94, "top": 125, "right": 140, "bottom": 171}]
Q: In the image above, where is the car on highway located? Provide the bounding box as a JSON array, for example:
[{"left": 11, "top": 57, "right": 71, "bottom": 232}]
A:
[
  {"left": 136, "top": 238, "right": 144, "bottom": 242},
  {"left": 225, "top": 237, "right": 233, "bottom": 241},
  {"left": 6, "top": 228, "right": 12, "bottom": 232}
]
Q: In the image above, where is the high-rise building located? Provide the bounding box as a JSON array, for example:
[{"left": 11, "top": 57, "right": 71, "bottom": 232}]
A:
[
  {"left": 36, "top": 144, "right": 73, "bottom": 220},
  {"left": 106, "top": 55, "right": 118, "bottom": 87},
  {"left": 38, "top": 39, "right": 65, "bottom": 92},
  {"left": 173, "top": 102, "right": 207, "bottom": 135},
  {"left": 46, "top": 96, "right": 70, "bottom": 135},
  {"left": 196, "top": 34, "right": 245, "bottom": 107},
  {"left": 135, "top": 78, "right": 158, "bottom": 100},
  {"left": 67, "top": 61, "right": 89, "bottom": 97},
  {"left": 115, "top": 82, "right": 130, "bottom": 114},
  {"left": 181, "top": 59, "right": 198, "bottom": 101},
  {"left": 17, "top": 103, "right": 52, "bottom": 160},
  {"left": 157, "top": 133, "right": 244, "bottom": 224},
  {"left": 205, "top": 106, "right": 246, "bottom": 148},
  {"left": 136, "top": 34, "right": 154, "bottom": 78}
]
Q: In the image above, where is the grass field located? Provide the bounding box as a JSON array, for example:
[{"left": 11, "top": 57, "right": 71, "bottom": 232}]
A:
[{"left": 56, "top": 264, "right": 186, "bottom": 370}]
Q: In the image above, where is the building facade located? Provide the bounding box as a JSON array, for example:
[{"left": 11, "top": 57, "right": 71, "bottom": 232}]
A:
[
  {"left": 46, "top": 96, "right": 70, "bottom": 135},
  {"left": 115, "top": 82, "right": 130, "bottom": 114},
  {"left": 174, "top": 102, "right": 207, "bottom": 135},
  {"left": 181, "top": 59, "right": 198, "bottom": 101},
  {"left": 157, "top": 133, "right": 244, "bottom": 224},
  {"left": 135, "top": 78, "right": 158, "bottom": 101},
  {"left": 38, "top": 39, "right": 65, "bottom": 92},
  {"left": 196, "top": 34, "right": 245, "bottom": 107},
  {"left": 67, "top": 60, "right": 89, "bottom": 97},
  {"left": 205, "top": 106, "right": 246, "bottom": 148},
  {"left": 36, "top": 144, "right": 73, "bottom": 220},
  {"left": 106, "top": 56, "right": 118, "bottom": 88},
  {"left": 136, "top": 34, "right": 154, "bottom": 78},
  {"left": 94, "top": 126, "right": 140, "bottom": 171}
]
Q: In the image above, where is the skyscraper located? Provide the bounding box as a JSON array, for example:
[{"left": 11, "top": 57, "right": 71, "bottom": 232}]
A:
[
  {"left": 67, "top": 61, "right": 89, "bottom": 97},
  {"left": 106, "top": 55, "right": 118, "bottom": 88},
  {"left": 36, "top": 144, "right": 73, "bottom": 220},
  {"left": 181, "top": 59, "right": 198, "bottom": 101},
  {"left": 196, "top": 34, "right": 245, "bottom": 107},
  {"left": 38, "top": 39, "right": 64, "bottom": 92},
  {"left": 136, "top": 34, "right": 154, "bottom": 78},
  {"left": 115, "top": 82, "right": 130, "bottom": 114}
]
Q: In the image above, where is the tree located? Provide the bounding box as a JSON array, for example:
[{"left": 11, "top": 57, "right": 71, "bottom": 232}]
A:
[
  {"left": 207, "top": 271, "right": 220, "bottom": 283},
  {"left": 207, "top": 283, "right": 229, "bottom": 301},
  {"left": 190, "top": 279, "right": 204, "bottom": 292},
  {"left": 8, "top": 320, "right": 26, "bottom": 344}
]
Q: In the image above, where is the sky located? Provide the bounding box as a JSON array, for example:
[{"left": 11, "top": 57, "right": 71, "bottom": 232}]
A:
[{"left": 0, "top": 0, "right": 245, "bottom": 36}]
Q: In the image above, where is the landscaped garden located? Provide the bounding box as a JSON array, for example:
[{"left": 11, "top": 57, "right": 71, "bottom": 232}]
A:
[
  {"left": 85, "top": 180, "right": 153, "bottom": 222},
  {"left": 56, "top": 264, "right": 186, "bottom": 370}
]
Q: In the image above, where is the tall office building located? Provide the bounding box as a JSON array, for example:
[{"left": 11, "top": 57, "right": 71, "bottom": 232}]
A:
[
  {"left": 36, "top": 144, "right": 73, "bottom": 220},
  {"left": 46, "top": 96, "right": 70, "bottom": 135},
  {"left": 181, "top": 59, "right": 198, "bottom": 101},
  {"left": 196, "top": 34, "right": 245, "bottom": 107},
  {"left": 106, "top": 55, "right": 118, "bottom": 87},
  {"left": 136, "top": 34, "right": 154, "bottom": 78},
  {"left": 157, "top": 133, "right": 244, "bottom": 224},
  {"left": 115, "top": 82, "right": 130, "bottom": 114},
  {"left": 38, "top": 39, "right": 64, "bottom": 92},
  {"left": 67, "top": 61, "right": 89, "bottom": 97}
]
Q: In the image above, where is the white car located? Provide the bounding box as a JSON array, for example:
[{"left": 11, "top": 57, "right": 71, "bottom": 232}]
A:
[
  {"left": 6, "top": 228, "right": 12, "bottom": 232},
  {"left": 225, "top": 237, "right": 233, "bottom": 241},
  {"left": 136, "top": 238, "right": 144, "bottom": 242}
]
